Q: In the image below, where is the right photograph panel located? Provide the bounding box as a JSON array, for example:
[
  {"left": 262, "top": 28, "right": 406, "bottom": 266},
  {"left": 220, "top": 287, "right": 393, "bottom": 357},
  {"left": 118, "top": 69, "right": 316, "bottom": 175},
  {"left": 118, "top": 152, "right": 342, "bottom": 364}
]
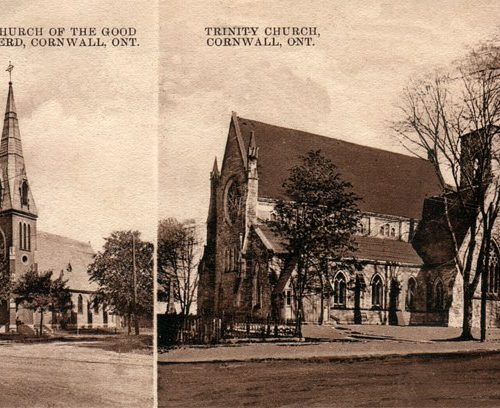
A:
[{"left": 158, "top": 1, "right": 500, "bottom": 407}]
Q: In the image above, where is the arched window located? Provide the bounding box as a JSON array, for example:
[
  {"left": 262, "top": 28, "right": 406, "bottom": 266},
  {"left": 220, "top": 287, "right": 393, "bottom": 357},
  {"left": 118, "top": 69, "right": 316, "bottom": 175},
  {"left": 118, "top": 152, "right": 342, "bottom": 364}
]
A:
[
  {"left": 372, "top": 274, "right": 383, "bottom": 307},
  {"left": 390, "top": 227, "right": 396, "bottom": 237},
  {"left": 233, "top": 246, "right": 239, "bottom": 272},
  {"left": 229, "top": 248, "right": 234, "bottom": 271},
  {"left": 77, "top": 294, "right": 83, "bottom": 314},
  {"left": 358, "top": 222, "right": 365, "bottom": 235},
  {"left": 333, "top": 272, "right": 347, "bottom": 307},
  {"left": 23, "top": 223, "right": 26, "bottom": 251},
  {"left": 434, "top": 279, "right": 445, "bottom": 311},
  {"left": 0, "top": 180, "right": 3, "bottom": 206},
  {"left": 406, "top": 277, "right": 417, "bottom": 311},
  {"left": 487, "top": 242, "right": 500, "bottom": 296},
  {"left": 18, "top": 222, "right": 22, "bottom": 249},
  {"left": 253, "top": 263, "right": 262, "bottom": 308},
  {"left": 20, "top": 181, "right": 29, "bottom": 206},
  {"left": 28, "top": 224, "right": 31, "bottom": 251}
]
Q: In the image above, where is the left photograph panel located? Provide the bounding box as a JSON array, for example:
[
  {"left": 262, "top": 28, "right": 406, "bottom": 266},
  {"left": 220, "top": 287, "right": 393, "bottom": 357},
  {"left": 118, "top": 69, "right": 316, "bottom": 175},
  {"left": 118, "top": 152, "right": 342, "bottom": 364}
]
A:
[{"left": 0, "top": 2, "right": 157, "bottom": 408}]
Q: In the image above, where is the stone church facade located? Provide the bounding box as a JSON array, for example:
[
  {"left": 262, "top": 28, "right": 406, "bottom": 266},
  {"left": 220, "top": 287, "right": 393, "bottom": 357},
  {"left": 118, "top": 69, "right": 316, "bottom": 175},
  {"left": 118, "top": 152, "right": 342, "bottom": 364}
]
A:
[
  {"left": 198, "top": 113, "right": 500, "bottom": 328},
  {"left": 0, "top": 80, "right": 116, "bottom": 332}
]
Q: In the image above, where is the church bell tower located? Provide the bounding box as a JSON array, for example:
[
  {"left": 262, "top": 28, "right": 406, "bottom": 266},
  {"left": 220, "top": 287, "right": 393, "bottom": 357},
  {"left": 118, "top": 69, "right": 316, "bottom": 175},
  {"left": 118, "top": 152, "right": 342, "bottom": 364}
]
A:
[{"left": 0, "top": 74, "right": 38, "bottom": 331}]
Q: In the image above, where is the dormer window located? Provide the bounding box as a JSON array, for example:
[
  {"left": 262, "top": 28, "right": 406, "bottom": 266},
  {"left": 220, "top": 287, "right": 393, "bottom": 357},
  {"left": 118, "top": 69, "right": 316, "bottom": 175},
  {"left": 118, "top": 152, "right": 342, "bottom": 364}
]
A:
[{"left": 20, "top": 180, "right": 29, "bottom": 206}]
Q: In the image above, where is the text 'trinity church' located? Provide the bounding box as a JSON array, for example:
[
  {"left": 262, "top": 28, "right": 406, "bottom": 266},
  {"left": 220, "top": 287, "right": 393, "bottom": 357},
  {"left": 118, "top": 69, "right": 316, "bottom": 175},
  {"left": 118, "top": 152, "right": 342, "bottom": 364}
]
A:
[{"left": 0, "top": 74, "right": 116, "bottom": 332}]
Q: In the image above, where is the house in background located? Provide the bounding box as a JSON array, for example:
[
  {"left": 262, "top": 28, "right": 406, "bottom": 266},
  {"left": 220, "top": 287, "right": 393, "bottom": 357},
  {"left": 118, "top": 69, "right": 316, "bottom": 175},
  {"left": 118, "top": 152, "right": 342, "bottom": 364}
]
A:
[
  {"left": 0, "top": 80, "right": 116, "bottom": 332},
  {"left": 197, "top": 113, "right": 500, "bottom": 328}
]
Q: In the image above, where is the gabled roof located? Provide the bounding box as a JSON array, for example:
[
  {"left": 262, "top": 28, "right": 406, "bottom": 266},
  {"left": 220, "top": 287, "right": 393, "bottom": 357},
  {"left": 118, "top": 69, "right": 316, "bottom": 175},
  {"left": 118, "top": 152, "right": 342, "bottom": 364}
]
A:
[
  {"left": 255, "top": 225, "right": 423, "bottom": 265},
  {"left": 236, "top": 116, "right": 443, "bottom": 219},
  {"left": 36, "top": 231, "right": 96, "bottom": 292}
]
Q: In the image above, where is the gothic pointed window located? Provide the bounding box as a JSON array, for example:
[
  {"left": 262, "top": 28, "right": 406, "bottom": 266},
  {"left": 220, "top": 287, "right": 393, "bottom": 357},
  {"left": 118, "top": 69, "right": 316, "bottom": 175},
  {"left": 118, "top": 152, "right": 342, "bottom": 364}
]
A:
[
  {"left": 225, "top": 179, "right": 241, "bottom": 224},
  {"left": 406, "top": 277, "right": 417, "bottom": 311},
  {"left": 333, "top": 272, "right": 347, "bottom": 307},
  {"left": 18, "top": 222, "right": 22, "bottom": 249},
  {"left": 487, "top": 242, "right": 500, "bottom": 296},
  {"left": 77, "top": 294, "right": 83, "bottom": 314},
  {"left": 20, "top": 180, "right": 29, "bottom": 206},
  {"left": 434, "top": 279, "right": 444, "bottom": 311},
  {"left": 372, "top": 274, "right": 383, "bottom": 308}
]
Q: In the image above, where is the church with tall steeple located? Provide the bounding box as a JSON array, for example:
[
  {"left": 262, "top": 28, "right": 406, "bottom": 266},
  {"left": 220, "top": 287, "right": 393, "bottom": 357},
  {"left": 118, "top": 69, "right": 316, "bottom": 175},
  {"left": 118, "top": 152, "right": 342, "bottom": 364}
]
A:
[{"left": 0, "top": 72, "right": 117, "bottom": 332}]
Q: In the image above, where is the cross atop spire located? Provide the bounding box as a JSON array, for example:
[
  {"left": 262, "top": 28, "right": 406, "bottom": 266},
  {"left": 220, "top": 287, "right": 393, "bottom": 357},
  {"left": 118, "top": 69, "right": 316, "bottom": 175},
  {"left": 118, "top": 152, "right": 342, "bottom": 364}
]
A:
[{"left": 6, "top": 61, "right": 14, "bottom": 83}]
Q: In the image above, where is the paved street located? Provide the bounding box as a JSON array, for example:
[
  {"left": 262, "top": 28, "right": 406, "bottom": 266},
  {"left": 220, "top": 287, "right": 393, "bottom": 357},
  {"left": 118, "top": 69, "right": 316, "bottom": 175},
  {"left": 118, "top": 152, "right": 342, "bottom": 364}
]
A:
[
  {"left": 0, "top": 341, "right": 153, "bottom": 408},
  {"left": 160, "top": 352, "right": 500, "bottom": 407}
]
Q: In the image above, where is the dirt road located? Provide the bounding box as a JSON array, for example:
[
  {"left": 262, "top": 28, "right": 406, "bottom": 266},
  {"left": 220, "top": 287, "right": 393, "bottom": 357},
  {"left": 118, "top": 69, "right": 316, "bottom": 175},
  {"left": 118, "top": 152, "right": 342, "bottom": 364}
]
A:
[
  {"left": 160, "top": 352, "right": 500, "bottom": 407},
  {"left": 1, "top": 342, "right": 153, "bottom": 408}
]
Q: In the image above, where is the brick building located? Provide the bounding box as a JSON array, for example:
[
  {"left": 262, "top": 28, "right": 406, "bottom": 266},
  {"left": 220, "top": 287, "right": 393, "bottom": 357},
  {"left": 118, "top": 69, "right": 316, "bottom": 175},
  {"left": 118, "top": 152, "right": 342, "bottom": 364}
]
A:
[
  {"left": 197, "top": 113, "right": 500, "bottom": 327},
  {"left": 0, "top": 80, "right": 116, "bottom": 332}
]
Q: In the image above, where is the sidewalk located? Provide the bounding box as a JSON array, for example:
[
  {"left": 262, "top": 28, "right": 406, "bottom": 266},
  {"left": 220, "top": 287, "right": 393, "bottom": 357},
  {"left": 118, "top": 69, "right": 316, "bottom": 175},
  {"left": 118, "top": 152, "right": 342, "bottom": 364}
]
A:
[{"left": 159, "top": 325, "right": 500, "bottom": 364}]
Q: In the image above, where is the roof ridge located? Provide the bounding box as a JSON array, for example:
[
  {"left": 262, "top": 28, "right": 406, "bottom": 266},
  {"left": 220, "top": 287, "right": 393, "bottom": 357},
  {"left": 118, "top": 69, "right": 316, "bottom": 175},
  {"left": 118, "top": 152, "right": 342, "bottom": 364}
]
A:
[
  {"left": 237, "top": 116, "right": 430, "bottom": 164},
  {"left": 38, "top": 230, "right": 94, "bottom": 251}
]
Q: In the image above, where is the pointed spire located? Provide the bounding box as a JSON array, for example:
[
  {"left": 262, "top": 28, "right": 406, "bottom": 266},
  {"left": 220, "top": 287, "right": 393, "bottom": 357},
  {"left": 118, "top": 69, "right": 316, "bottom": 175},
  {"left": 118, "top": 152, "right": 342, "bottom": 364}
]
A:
[
  {"left": 248, "top": 131, "right": 259, "bottom": 159},
  {"left": 5, "top": 81, "right": 16, "bottom": 119},
  {"left": 0, "top": 78, "right": 37, "bottom": 216},
  {"left": 210, "top": 157, "right": 220, "bottom": 180}
]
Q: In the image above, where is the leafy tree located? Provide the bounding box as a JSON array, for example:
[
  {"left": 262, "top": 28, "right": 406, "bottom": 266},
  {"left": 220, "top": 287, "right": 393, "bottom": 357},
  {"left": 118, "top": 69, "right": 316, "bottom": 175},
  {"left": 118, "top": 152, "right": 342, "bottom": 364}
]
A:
[
  {"left": 268, "top": 150, "right": 360, "bottom": 335},
  {"left": 13, "top": 269, "right": 72, "bottom": 336},
  {"left": 88, "top": 230, "right": 153, "bottom": 335},
  {"left": 0, "top": 258, "right": 11, "bottom": 304},
  {"left": 393, "top": 40, "right": 500, "bottom": 340},
  {"left": 157, "top": 218, "right": 201, "bottom": 317}
]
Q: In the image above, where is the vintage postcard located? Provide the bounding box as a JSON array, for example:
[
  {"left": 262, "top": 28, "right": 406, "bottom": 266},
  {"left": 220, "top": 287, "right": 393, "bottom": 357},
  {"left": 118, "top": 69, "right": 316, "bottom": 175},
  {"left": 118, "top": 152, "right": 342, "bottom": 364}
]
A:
[
  {"left": 160, "top": 1, "right": 500, "bottom": 407},
  {"left": 0, "top": 2, "right": 156, "bottom": 408}
]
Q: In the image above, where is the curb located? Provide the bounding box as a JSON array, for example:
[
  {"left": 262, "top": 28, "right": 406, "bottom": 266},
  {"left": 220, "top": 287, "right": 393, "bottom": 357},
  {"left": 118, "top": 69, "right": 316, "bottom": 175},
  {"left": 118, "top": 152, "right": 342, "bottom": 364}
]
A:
[{"left": 158, "top": 348, "right": 500, "bottom": 365}]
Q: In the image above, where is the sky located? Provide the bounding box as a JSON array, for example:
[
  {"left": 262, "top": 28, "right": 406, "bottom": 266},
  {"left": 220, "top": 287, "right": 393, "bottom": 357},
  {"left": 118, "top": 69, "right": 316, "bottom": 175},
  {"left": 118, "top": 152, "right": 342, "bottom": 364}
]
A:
[
  {"left": 1, "top": 1, "right": 158, "bottom": 250},
  {"left": 161, "top": 0, "right": 500, "bottom": 228}
]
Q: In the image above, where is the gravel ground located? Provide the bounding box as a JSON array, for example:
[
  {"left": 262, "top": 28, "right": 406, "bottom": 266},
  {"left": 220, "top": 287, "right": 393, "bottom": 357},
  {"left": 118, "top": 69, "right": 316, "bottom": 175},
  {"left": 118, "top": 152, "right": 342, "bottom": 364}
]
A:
[
  {"left": 160, "top": 353, "right": 500, "bottom": 407},
  {"left": 0, "top": 341, "right": 154, "bottom": 408}
]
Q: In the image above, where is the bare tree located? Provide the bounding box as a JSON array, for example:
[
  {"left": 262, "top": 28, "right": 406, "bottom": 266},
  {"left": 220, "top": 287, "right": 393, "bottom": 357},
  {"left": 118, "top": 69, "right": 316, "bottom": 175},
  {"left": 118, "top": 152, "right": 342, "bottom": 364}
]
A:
[
  {"left": 393, "top": 40, "right": 500, "bottom": 340},
  {"left": 158, "top": 218, "right": 201, "bottom": 317}
]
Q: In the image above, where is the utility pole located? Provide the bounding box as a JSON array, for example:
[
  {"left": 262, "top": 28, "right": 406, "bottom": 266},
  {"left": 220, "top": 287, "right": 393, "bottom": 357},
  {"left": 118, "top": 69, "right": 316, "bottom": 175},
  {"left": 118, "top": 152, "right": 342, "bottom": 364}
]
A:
[{"left": 133, "top": 232, "right": 139, "bottom": 335}]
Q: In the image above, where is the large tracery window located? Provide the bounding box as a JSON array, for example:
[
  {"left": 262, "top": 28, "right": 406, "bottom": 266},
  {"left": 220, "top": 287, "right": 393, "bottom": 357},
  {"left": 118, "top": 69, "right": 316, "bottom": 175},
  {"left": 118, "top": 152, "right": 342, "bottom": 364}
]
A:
[
  {"left": 487, "top": 242, "right": 500, "bottom": 296},
  {"left": 225, "top": 180, "right": 242, "bottom": 224}
]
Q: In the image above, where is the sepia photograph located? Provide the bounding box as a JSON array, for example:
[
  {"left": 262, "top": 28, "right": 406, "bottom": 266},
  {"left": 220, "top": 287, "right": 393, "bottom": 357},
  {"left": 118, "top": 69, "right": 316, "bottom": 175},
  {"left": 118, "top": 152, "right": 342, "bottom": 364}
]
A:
[
  {"left": 159, "top": 1, "right": 500, "bottom": 407},
  {"left": 0, "top": 1, "right": 157, "bottom": 407}
]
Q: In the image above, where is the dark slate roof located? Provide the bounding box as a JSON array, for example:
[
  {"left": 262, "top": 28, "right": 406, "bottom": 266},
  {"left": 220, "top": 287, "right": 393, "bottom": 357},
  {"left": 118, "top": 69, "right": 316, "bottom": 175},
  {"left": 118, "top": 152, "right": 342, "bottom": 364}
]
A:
[
  {"left": 237, "top": 116, "right": 443, "bottom": 219},
  {"left": 36, "top": 231, "right": 96, "bottom": 292},
  {"left": 255, "top": 225, "right": 423, "bottom": 265},
  {"left": 354, "top": 235, "right": 422, "bottom": 265}
]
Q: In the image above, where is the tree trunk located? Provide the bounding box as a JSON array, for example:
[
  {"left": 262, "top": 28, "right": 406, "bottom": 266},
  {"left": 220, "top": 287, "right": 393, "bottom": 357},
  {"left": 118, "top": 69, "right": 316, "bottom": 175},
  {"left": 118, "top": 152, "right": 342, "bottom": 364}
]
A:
[
  {"left": 127, "top": 313, "right": 131, "bottom": 335},
  {"left": 295, "top": 296, "right": 303, "bottom": 338},
  {"left": 133, "top": 313, "right": 140, "bottom": 335},
  {"left": 460, "top": 285, "right": 474, "bottom": 340},
  {"left": 480, "top": 264, "right": 488, "bottom": 342},
  {"left": 318, "top": 276, "right": 324, "bottom": 325},
  {"left": 39, "top": 310, "right": 44, "bottom": 337}
]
